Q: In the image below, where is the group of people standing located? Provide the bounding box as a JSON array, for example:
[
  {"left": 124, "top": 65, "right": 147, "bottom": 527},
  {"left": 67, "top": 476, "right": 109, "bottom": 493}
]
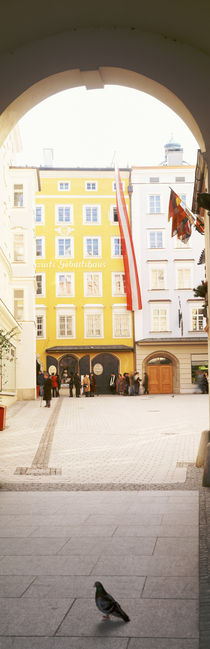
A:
[
  {"left": 37, "top": 370, "right": 61, "bottom": 407},
  {"left": 109, "top": 371, "right": 149, "bottom": 396}
]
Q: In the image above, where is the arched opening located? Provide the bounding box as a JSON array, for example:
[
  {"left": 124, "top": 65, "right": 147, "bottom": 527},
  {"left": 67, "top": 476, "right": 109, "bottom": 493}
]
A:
[
  {"left": 92, "top": 352, "right": 119, "bottom": 394},
  {"left": 58, "top": 354, "right": 78, "bottom": 383}
]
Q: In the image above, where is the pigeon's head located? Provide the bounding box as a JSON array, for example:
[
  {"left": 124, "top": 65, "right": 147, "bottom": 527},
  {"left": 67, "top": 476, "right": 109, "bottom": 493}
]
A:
[{"left": 94, "top": 581, "right": 104, "bottom": 591}]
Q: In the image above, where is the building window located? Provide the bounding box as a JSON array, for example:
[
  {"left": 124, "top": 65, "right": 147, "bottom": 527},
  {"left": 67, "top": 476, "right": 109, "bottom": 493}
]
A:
[
  {"left": 14, "top": 184, "right": 23, "bottom": 207},
  {"left": 13, "top": 233, "right": 24, "bottom": 262},
  {"left": 83, "top": 206, "right": 100, "bottom": 224},
  {"left": 55, "top": 205, "right": 73, "bottom": 224},
  {"left": 191, "top": 307, "right": 205, "bottom": 331},
  {"left": 85, "top": 181, "right": 97, "bottom": 191},
  {"left": 84, "top": 273, "right": 102, "bottom": 297},
  {"left": 36, "top": 237, "right": 45, "bottom": 258},
  {"left": 149, "top": 177, "right": 159, "bottom": 183},
  {"left": 150, "top": 268, "right": 165, "bottom": 290},
  {"left": 177, "top": 267, "right": 192, "bottom": 289},
  {"left": 56, "top": 237, "right": 74, "bottom": 258},
  {"left": 148, "top": 195, "right": 161, "bottom": 213},
  {"left": 56, "top": 273, "right": 74, "bottom": 297},
  {"left": 35, "top": 205, "right": 44, "bottom": 224},
  {"left": 151, "top": 307, "right": 168, "bottom": 332},
  {"left": 36, "top": 315, "right": 44, "bottom": 338},
  {"left": 110, "top": 206, "right": 118, "bottom": 223},
  {"left": 180, "top": 194, "right": 186, "bottom": 204},
  {"left": 112, "top": 273, "right": 126, "bottom": 296},
  {"left": 175, "top": 236, "right": 190, "bottom": 249},
  {"left": 36, "top": 273, "right": 45, "bottom": 297},
  {"left": 148, "top": 231, "right": 164, "bottom": 248},
  {"left": 14, "top": 289, "right": 24, "bottom": 321},
  {"left": 176, "top": 177, "right": 185, "bottom": 183},
  {"left": 58, "top": 315, "right": 73, "bottom": 337},
  {"left": 112, "top": 181, "right": 125, "bottom": 191},
  {"left": 58, "top": 181, "right": 70, "bottom": 191},
  {"left": 85, "top": 311, "right": 103, "bottom": 337},
  {"left": 111, "top": 237, "right": 122, "bottom": 257},
  {"left": 84, "top": 237, "right": 101, "bottom": 257},
  {"left": 113, "top": 310, "right": 131, "bottom": 337}
]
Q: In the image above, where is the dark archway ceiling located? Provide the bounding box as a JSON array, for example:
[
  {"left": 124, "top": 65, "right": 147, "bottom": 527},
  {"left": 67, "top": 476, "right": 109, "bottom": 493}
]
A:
[{"left": 1, "top": 1, "right": 210, "bottom": 58}]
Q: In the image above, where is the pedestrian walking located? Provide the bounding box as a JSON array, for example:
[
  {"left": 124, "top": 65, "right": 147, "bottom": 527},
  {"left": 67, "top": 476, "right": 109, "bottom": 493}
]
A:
[
  {"left": 74, "top": 372, "right": 81, "bottom": 397},
  {"left": 90, "top": 372, "right": 96, "bottom": 397},
  {"left": 43, "top": 372, "right": 52, "bottom": 407},
  {"left": 109, "top": 372, "right": 116, "bottom": 393},
  {"left": 133, "top": 371, "right": 141, "bottom": 395},
  {"left": 56, "top": 374, "right": 61, "bottom": 397},
  {"left": 69, "top": 372, "right": 74, "bottom": 397},
  {"left": 37, "top": 369, "right": 44, "bottom": 397},
  {"left": 143, "top": 371, "right": 149, "bottom": 395},
  {"left": 51, "top": 372, "right": 58, "bottom": 398},
  {"left": 123, "top": 372, "right": 130, "bottom": 396},
  {"left": 83, "top": 374, "right": 90, "bottom": 397}
]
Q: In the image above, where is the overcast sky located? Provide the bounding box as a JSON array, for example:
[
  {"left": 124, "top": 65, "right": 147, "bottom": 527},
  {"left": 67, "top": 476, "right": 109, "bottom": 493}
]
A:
[{"left": 16, "top": 85, "right": 199, "bottom": 169}]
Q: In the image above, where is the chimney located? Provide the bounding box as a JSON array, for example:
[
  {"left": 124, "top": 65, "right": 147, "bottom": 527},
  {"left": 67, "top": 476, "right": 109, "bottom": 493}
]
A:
[{"left": 43, "top": 148, "right": 54, "bottom": 167}]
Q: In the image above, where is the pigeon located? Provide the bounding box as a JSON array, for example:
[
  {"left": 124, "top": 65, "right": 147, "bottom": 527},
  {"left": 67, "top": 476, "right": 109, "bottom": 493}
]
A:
[{"left": 94, "top": 581, "right": 130, "bottom": 622}]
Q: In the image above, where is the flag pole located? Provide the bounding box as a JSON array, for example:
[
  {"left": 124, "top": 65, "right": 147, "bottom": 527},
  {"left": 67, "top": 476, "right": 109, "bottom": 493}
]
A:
[{"left": 128, "top": 169, "right": 136, "bottom": 371}]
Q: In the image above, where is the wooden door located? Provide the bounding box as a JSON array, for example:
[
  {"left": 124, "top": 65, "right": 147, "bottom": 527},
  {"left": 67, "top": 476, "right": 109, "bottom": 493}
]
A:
[{"left": 147, "top": 364, "right": 173, "bottom": 394}]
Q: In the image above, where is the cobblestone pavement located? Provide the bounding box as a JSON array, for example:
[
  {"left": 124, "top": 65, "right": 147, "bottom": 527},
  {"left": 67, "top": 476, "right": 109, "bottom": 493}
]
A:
[{"left": 0, "top": 393, "right": 208, "bottom": 487}]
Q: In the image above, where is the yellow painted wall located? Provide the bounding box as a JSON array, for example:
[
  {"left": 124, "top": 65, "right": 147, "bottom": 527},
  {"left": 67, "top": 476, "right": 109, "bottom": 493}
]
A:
[{"left": 35, "top": 170, "right": 134, "bottom": 373}]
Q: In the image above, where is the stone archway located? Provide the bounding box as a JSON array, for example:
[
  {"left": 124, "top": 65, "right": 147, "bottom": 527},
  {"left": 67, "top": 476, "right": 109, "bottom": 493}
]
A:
[
  {"left": 144, "top": 350, "right": 180, "bottom": 394},
  {"left": 58, "top": 354, "right": 78, "bottom": 383},
  {"left": 92, "top": 352, "right": 119, "bottom": 394}
]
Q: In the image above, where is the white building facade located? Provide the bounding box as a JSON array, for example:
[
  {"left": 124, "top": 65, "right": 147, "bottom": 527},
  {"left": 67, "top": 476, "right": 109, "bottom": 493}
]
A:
[
  {"left": 132, "top": 142, "right": 207, "bottom": 393},
  {"left": 0, "top": 130, "right": 40, "bottom": 405}
]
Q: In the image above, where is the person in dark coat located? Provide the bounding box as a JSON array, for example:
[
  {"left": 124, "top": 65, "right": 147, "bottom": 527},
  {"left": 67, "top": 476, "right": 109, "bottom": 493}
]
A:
[
  {"left": 69, "top": 372, "right": 74, "bottom": 397},
  {"left": 37, "top": 370, "right": 44, "bottom": 397},
  {"left": 133, "top": 372, "right": 141, "bottom": 395},
  {"left": 90, "top": 372, "right": 96, "bottom": 397},
  {"left": 43, "top": 372, "right": 52, "bottom": 407},
  {"left": 143, "top": 371, "right": 149, "bottom": 395},
  {"left": 74, "top": 373, "right": 81, "bottom": 397}
]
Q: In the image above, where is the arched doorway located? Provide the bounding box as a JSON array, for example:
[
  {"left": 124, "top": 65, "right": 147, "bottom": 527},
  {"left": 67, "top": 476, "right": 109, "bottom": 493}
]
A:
[
  {"left": 59, "top": 354, "right": 78, "bottom": 383},
  {"left": 146, "top": 355, "right": 173, "bottom": 394},
  {"left": 92, "top": 353, "right": 119, "bottom": 394}
]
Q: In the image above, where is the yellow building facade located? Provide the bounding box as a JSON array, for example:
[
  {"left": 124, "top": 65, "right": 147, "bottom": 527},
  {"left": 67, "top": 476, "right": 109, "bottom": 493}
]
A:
[{"left": 35, "top": 168, "right": 134, "bottom": 392}]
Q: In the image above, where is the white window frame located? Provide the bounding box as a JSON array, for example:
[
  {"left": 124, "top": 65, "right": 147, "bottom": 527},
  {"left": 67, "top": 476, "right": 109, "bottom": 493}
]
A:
[
  {"left": 84, "top": 272, "right": 102, "bottom": 297},
  {"left": 55, "top": 205, "right": 73, "bottom": 225},
  {"left": 56, "top": 306, "right": 76, "bottom": 339},
  {"left": 83, "top": 236, "right": 101, "bottom": 258},
  {"left": 151, "top": 304, "right": 169, "bottom": 332},
  {"left": 112, "top": 181, "right": 125, "bottom": 192},
  {"left": 36, "top": 236, "right": 45, "bottom": 259},
  {"left": 14, "top": 289, "right": 24, "bottom": 321},
  {"left": 85, "top": 181, "right": 97, "bottom": 191},
  {"left": 149, "top": 265, "right": 166, "bottom": 290},
  {"left": 36, "top": 273, "right": 46, "bottom": 297},
  {"left": 36, "top": 309, "right": 46, "bottom": 339},
  {"left": 35, "top": 205, "right": 45, "bottom": 225},
  {"left": 174, "top": 236, "right": 191, "bottom": 249},
  {"left": 147, "top": 229, "right": 165, "bottom": 249},
  {"left": 190, "top": 303, "right": 205, "bottom": 332},
  {"left": 13, "top": 231, "right": 25, "bottom": 262},
  {"left": 175, "top": 263, "right": 193, "bottom": 289},
  {"left": 112, "top": 272, "right": 126, "bottom": 296},
  {"left": 55, "top": 237, "right": 74, "bottom": 259},
  {"left": 56, "top": 272, "right": 75, "bottom": 297},
  {"left": 112, "top": 307, "right": 132, "bottom": 339},
  {"left": 148, "top": 194, "right": 161, "bottom": 214},
  {"left": 58, "top": 181, "right": 70, "bottom": 191},
  {"left": 13, "top": 184, "right": 24, "bottom": 208},
  {"left": 83, "top": 205, "right": 101, "bottom": 225},
  {"left": 84, "top": 307, "right": 104, "bottom": 338},
  {"left": 111, "top": 236, "right": 122, "bottom": 258}
]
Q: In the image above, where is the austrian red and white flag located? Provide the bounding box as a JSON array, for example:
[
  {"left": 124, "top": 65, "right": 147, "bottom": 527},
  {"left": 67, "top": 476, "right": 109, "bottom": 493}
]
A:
[{"left": 115, "top": 165, "right": 142, "bottom": 311}]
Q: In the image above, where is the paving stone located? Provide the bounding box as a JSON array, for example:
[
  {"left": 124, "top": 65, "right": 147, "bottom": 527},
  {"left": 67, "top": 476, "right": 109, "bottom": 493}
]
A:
[
  {"left": 114, "top": 525, "right": 198, "bottom": 538},
  {"left": 0, "top": 526, "right": 39, "bottom": 538},
  {"left": 30, "top": 524, "right": 117, "bottom": 538},
  {"left": 161, "top": 512, "right": 198, "bottom": 525},
  {"left": 0, "top": 575, "right": 35, "bottom": 597},
  {"left": 0, "top": 638, "right": 129, "bottom": 649},
  {"left": 82, "top": 514, "right": 163, "bottom": 525},
  {"left": 0, "top": 538, "right": 68, "bottom": 555},
  {"left": 154, "top": 537, "right": 198, "bottom": 558},
  {"left": 0, "top": 555, "right": 96, "bottom": 576},
  {"left": 129, "top": 640, "right": 198, "bottom": 649},
  {"left": 23, "top": 575, "right": 145, "bottom": 599},
  {"left": 58, "top": 536, "right": 156, "bottom": 556},
  {"left": 0, "top": 598, "right": 74, "bottom": 635},
  {"left": 92, "top": 553, "right": 198, "bottom": 577},
  {"left": 57, "top": 597, "right": 198, "bottom": 638},
  {"left": 142, "top": 576, "right": 198, "bottom": 598}
]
